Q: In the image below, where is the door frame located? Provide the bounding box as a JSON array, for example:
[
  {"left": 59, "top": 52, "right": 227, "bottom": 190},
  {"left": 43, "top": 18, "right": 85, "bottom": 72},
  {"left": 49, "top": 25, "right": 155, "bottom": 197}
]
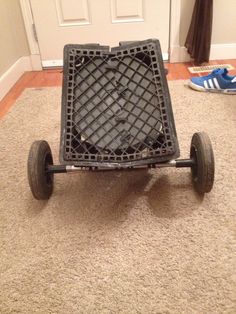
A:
[
  {"left": 20, "top": 0, "right": 42, "bottom": 70},
  {"left": 20, "top": 0, "right": 182, "bottom": 66}
]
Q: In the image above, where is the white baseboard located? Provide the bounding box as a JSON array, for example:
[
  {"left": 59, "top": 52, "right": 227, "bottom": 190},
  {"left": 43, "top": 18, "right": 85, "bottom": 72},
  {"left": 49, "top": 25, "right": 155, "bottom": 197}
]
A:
[
  {"left": 169, "top": 46, "right": 192, "bottom": 63},
  {"left": 41, "top": 53, "right": 169, "bottom": 68},
  {"left": 42, "top": 60, "right": 63, "bottom": 68},
  {"left": 170, "top": 43, "right": 236, "bottom": 63},
  {"left": 162, "top": 53, "right": 169, "bottom": 61},
  {"left": 0, "top": 56, "right": 32, "bottom": 101},
  {"left": 30, "top": 54, "right": 42, "bottom": 70}
]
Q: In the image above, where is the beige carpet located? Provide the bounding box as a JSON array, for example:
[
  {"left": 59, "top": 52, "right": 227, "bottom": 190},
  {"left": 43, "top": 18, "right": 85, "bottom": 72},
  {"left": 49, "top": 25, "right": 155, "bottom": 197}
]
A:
[{"left": 0, "top": 81, "right": 235, "bottom": 314}]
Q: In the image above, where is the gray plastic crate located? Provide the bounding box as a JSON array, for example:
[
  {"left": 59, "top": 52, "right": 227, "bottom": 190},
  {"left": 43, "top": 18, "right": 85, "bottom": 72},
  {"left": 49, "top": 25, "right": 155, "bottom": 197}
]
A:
[{"left": 60, "top": 39, "right": 180, "bottom": 167}]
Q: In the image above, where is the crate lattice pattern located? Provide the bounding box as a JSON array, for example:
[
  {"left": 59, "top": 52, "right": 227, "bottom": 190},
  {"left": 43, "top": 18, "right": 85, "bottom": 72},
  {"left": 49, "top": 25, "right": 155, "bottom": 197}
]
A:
[{"left": 61, "top": 41, "right": 178, "bottom": 164}]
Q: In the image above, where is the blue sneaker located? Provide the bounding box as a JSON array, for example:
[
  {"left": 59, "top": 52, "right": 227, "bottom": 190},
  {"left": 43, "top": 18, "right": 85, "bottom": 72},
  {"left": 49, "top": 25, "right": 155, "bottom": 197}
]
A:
[{"left": 189, "top": 68, "right": 236, "bottom": 94}]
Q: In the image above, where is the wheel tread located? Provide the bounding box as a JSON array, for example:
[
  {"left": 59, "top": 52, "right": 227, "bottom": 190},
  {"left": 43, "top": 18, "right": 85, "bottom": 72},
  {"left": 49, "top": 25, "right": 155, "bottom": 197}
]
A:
[
  {"left": 191, "top": 132, "right": 215, "bottom": 194},
  {"left": 27, "top": 140, "right": 54, "bottom": 200}
]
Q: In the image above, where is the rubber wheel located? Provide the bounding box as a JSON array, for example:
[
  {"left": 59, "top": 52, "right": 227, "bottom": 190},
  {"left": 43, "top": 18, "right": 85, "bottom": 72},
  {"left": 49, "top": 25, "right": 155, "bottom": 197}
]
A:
[
  {"left": 27, "top": 140, "right": 54, "bottom": 200},
  {"left": 190, "top": 132, "right": 215, "bottom": 194}
]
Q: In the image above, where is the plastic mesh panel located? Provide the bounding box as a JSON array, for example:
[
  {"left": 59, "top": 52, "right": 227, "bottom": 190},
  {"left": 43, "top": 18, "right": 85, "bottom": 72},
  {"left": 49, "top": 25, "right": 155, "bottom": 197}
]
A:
[{"left": 60, "top": 39, "right": 179, "bottom": 166}]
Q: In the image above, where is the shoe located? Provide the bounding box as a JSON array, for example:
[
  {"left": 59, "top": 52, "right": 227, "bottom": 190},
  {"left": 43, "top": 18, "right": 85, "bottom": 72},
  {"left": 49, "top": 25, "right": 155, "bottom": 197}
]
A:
[{"left": 189, "top": 68, "right": 236, "bottom": 94}]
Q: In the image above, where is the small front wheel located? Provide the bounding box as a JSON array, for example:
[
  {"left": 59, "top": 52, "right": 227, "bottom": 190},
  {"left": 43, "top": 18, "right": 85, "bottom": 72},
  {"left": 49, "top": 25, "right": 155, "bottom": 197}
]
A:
[
  {"left": 190, "top": 132, "right": 215, "bottom": 194},
  {"left": 27, "top": 140, "right": 54, "bottom": 200}
]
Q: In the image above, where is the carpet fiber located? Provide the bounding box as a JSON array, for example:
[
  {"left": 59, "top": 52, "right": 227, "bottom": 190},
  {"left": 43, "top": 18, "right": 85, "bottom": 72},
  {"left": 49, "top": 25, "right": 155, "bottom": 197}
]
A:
[{"left": 0, "top": 81, "right": 235, "bottom": 313}]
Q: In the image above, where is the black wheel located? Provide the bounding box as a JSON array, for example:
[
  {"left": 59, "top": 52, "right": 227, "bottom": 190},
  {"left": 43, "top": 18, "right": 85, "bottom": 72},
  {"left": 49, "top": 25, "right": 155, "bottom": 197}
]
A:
[
  {"left": 190, "top": 132, "right": 215, "bottom": 194},
  {"left": 27, "top": 140, "right": 54, "bottom": 200}
]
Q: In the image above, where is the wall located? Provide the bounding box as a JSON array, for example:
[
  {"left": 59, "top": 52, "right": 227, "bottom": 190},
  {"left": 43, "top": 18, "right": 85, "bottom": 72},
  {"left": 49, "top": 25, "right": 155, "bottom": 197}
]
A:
[
  {"left": 0, "top": 0, "right": 29, "bottom": 76},
  {"left": 211, "top": 0, "right": 236, "bottom": 44},
  {"left": 180, "top": 0, "right": 236, "bottom": 46}
]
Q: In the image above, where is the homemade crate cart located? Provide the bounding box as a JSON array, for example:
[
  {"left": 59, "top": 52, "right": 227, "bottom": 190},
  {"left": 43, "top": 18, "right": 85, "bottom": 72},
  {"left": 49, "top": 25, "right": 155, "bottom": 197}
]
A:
[{"left": 28, "top": 39, "right": 215, "bottom": 200}]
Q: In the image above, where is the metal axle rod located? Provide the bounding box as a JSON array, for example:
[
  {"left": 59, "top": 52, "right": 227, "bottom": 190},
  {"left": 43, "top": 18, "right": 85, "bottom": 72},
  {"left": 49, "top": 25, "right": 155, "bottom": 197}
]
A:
[{"left": 47, "top": 158, "right": 195, "bottom": 174}]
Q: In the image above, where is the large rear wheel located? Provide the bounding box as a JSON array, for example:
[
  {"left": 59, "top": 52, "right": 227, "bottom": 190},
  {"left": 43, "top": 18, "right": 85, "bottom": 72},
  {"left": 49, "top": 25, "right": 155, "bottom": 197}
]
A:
[
  {"left": 190, "top": 132, "right": 215, "bottom": 194},
  {"left": 27, "top": 140, "right": 54, "bottom": 200}
]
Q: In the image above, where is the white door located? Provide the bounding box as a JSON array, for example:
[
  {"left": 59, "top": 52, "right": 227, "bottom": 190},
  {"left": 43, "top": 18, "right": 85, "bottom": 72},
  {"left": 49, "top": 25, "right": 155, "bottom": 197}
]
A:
[{"left": 30, "top": 0, "right": 170, "bottom": 67}]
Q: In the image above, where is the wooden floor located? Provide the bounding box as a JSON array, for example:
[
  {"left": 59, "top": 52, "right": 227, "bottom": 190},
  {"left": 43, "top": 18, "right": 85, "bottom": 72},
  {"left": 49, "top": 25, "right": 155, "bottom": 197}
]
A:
[{"left": 0, "top": 59, "right": 236, "bottom": 119}]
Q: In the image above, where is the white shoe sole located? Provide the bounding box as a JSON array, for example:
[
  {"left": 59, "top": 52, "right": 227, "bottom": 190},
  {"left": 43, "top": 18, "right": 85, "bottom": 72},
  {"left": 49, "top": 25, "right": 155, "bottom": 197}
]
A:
[{"left": 189, "top": 81, "right": 236, "bottom": 95}]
